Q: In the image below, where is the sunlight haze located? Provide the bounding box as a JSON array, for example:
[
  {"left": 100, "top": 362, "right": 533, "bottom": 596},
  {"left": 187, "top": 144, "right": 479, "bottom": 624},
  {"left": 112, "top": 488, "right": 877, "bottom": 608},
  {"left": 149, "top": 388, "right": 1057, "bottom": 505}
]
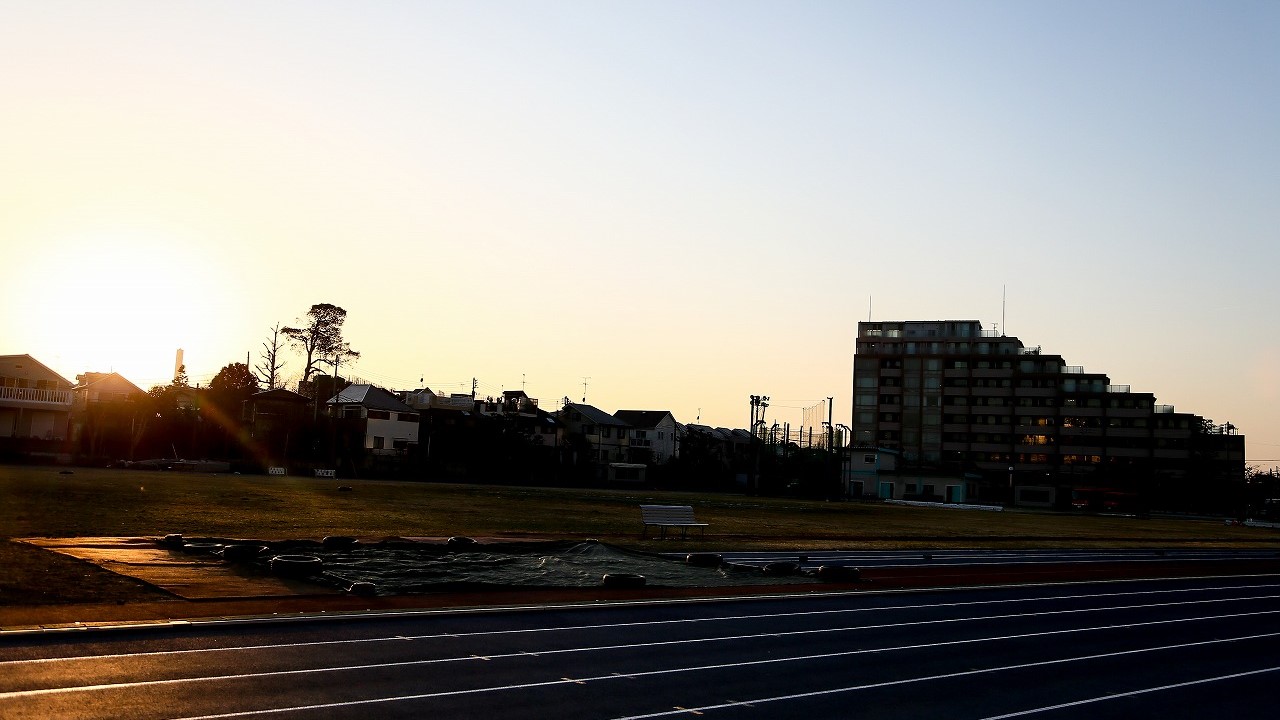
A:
[{"left": 2, "top": 1, "right": 1277, "bottom": 463}]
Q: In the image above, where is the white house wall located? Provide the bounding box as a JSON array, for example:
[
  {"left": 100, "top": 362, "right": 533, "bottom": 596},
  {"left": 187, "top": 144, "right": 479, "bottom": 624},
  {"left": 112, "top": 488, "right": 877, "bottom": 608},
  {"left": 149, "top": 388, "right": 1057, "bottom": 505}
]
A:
[{"left": 365, "top": 418, "right": 419, "bottom": 448}]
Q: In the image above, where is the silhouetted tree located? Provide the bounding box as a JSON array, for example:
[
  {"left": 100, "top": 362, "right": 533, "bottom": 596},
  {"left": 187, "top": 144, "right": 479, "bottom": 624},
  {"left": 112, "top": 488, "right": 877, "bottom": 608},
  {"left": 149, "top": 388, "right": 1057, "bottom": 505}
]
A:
[
  {"left": 210, "top": 362, "right": 260, "bottom": 395},
  {"left": 283, "top": 304, "right": 359, "bottom": 385},
  {"left": 255, "top": 323, "right": 288, "bottom": 389},
  {"left": 202, "top": 362, "right": 260, "bottom": 460}
]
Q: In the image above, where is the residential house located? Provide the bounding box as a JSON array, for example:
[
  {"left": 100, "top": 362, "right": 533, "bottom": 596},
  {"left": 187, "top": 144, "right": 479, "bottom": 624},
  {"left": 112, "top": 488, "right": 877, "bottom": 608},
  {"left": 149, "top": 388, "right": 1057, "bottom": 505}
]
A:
[
  {"left": 70, "top": 371, "right": 148, "bottom": 460},
  {"left": 613, "top": 410, "right": 679, "bottom": 464},
  {"left": 0, "top": 354, "right": 74, "bottom": 441},
  {"left": 327, "top": 384, "right": 420, "bottom": 460},
  {"left": 478, "top": 390, "right": 560, "bottom": 447},
  {"left": 559, "top": 403, "right": 630, "bottom": 464},
  {"left": 243, "top": 388, "right": 314, "bottom": 467}
]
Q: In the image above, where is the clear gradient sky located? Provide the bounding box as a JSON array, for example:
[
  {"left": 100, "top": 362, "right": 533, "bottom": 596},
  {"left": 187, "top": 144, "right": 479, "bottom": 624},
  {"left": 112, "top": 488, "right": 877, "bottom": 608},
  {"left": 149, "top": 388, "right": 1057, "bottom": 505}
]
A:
[{"left": 3, "top": 1, "right": 1277, "bottom": 463}]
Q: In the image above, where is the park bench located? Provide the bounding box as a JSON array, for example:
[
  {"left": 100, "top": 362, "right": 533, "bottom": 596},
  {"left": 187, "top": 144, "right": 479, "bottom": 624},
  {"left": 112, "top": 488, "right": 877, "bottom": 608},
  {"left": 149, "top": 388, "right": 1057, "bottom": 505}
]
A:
[{"left": 640, "top": 504, "right": 708, "bottom": 539}]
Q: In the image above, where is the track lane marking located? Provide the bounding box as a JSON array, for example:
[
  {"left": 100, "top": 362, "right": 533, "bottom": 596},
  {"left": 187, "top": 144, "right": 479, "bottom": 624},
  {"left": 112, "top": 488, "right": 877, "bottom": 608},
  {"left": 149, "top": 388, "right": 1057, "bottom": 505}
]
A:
[
  {"left": 6, "top": 580, "right": 1279, "bottom": 666},
  {"left": 978, "top": 665, "right": 1280, "bottom": 718},
  {"left": 154, "top": 630, "right": 1280, "bottom": 719},
  {"left": 608, "top": 635, "right": 1280, "bottom": 720},
  {"left": 4, "top": 607, "right": 1279, "bottom": 702}
]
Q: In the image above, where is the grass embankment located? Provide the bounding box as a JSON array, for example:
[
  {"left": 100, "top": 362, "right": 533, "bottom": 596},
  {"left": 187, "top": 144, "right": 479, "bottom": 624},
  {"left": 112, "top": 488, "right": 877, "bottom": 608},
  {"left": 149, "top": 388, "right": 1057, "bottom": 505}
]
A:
[{"left": 2, "top": 465, "right": 1276, "bottom": 605}]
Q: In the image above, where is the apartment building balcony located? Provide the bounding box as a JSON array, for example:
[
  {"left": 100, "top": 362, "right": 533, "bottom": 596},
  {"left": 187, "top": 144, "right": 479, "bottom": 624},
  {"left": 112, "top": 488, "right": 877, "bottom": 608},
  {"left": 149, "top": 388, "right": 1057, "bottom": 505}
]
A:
[
  {"left": 1105, "top": 427, "right": 1151, "bottom": 438},
  {"left": 1015, "top": 387, "right": 1056, "bottom": 397},
  {"left": 1154, "top": 449, "right": 1189, "bottom": 459},
  {"left": 1060, "top": 427, "right": 1103, "bottom": 438},
  {"left": 1106, "top": 447, "right": 1150, "bottom": 458},
  {"left": 0, "top": 386, "right": 73, "bottom": 409},
  {"left": 971, "top": 386, "right": 1012, "bottom": 397},
  {"left": 1060, "top": 444, "right": 1104, "bottom": 455},
  {"left": 1105, "top": 407, "right": 1150, "bottom": 418},
  {"left": 972, "top": 369, "right": 1013, "bottom": 378}
]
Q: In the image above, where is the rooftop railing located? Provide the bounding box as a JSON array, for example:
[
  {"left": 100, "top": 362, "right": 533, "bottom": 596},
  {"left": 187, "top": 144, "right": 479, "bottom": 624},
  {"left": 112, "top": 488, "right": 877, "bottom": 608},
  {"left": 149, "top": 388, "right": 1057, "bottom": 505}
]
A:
[
  {"left": 1107, "top": 385, "right": 1131, "bottom": 393},
  {"left": 1154, "top": 405, "right": 1177, "bottom": 414},
  {"left": 1061, "top": 366, "right": 1085, "bottom": 374}
]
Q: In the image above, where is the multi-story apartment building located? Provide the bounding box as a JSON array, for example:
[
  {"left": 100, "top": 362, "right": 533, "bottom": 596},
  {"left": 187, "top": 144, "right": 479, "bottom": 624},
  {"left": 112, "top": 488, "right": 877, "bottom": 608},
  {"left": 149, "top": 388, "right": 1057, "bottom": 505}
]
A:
[{"left": 852, "top": 321, "right": 1245, "bottom": 508}]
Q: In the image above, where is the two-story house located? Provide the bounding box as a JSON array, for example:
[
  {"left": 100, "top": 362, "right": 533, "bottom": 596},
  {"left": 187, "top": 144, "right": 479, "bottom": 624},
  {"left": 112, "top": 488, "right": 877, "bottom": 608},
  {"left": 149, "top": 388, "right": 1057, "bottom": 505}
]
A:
[
  {"left": 559, "top": 402, "right": 630, "bottom": 464},
  {"left": 613, "top": 410, "right": 679, "bottom": 464},
  {"left": 327, "top": 384, "right": 420, "bottom": 458},
  {"left": 0, "top": 354, "right": 74, "bottom": 442},
  {"left": 70, "top": 371, "right": 148, "bottom": 460}
]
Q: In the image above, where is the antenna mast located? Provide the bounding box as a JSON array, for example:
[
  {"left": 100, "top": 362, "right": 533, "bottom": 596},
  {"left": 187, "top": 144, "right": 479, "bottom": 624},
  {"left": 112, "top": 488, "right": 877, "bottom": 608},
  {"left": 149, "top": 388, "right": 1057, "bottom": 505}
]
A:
[
  {"left": 1002, "top": 285, "right": 1007, "bottom": 336},
  {"left": 581, "top": 376, "right": 590, "bottom": 403}
]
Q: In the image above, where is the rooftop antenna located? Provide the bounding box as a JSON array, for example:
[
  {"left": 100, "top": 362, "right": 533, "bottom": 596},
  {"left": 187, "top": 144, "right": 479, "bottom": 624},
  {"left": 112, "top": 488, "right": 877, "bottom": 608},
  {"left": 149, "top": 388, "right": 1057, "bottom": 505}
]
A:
[
  {"left": 581, "top": 376, "right": 590, "bottom": 403},
  {"left": 867, "top": 294, "right": 873, "bottom": 322},
  {"left": 522, "top": 373, "right": 526, "bottom": 391},
  {"left": 1002, "top": 284, "right": 1007, "bottom": 336}
]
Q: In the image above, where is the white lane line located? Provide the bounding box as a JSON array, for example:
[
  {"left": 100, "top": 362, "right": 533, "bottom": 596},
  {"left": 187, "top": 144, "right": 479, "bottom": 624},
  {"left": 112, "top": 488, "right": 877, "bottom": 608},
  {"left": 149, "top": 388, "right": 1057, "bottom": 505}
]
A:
[
  {"left": 161, "top": 630, "right": 1280, "bottom": 720},
  {"left": 978, "top": 665, "right": 1280, "bottom": 718},
  {"left": 609, "top": 637, "right": 1280, "bottom": 720},
  {"left": 4, "top": 605, "right": 1279, "bottom": 702},
  {"left": 6, "top": 580, "right": 1278, "bottom": 666}
]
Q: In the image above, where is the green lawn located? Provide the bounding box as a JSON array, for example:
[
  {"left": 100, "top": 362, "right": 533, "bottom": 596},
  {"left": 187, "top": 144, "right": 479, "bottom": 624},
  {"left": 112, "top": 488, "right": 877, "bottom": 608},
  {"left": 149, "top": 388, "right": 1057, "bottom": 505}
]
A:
[{"left": 2, "top": 464, "right": 1276, "bottom": 605}]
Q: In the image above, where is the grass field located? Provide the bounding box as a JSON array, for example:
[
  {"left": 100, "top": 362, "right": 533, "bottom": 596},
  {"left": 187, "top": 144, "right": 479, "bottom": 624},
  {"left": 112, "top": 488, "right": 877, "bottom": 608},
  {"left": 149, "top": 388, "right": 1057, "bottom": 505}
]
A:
[{"left": 2, "top": 464, "right": 1277, "bottom": 606}]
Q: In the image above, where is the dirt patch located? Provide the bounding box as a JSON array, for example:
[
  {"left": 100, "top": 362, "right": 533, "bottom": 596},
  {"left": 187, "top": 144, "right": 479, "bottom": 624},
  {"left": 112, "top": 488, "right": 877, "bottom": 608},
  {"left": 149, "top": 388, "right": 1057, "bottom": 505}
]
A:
[{"left": 18, "top": 537, "right": 343, "bottom": 600}]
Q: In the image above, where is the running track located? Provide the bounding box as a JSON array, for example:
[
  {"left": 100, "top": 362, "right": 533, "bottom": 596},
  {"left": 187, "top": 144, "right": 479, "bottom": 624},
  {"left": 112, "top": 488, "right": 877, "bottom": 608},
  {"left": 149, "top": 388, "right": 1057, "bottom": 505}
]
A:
[{"left": 3, "top": 573, "right": 1280, "bottom": 718}]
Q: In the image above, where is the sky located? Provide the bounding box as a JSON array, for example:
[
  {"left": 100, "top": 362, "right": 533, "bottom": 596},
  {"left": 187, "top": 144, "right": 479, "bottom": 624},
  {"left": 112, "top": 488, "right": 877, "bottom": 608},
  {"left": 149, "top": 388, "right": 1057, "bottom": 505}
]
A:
[{"left": 2, "top": 1, "right": 1278, "bottom": 464}]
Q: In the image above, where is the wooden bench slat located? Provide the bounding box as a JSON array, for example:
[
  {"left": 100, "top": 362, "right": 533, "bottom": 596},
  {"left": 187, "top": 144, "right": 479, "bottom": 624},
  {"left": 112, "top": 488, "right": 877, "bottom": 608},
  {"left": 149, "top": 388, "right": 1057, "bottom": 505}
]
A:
[{"left": 639, "top": 504, "right": 708, "bottom": 539}]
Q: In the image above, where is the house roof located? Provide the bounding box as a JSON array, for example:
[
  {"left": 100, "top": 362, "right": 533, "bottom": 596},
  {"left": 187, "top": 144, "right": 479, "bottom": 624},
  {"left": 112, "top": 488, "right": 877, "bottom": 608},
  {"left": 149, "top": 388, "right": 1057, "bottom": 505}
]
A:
[
  {"left": 72, "top": 371, "right": 145, "bottom": 396},
  {"left": 566, "top": 403, "right": 628, "bottom": 426},
  {"left": 249, "top": 388, "right": 312, "bottom": 404},
  {"left": 327, "top": 384, "right": 414, "bottom": 413},
  {"left": 613, "top": 410, "right": 675, "bottom": 428},
  {"left": 0, "top": 354, "right": 73, "bottom": 386}
]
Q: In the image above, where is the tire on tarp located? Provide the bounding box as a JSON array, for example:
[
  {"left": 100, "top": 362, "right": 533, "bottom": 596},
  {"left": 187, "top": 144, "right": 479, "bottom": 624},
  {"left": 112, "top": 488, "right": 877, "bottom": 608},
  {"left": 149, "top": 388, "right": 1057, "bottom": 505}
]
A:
[
  {"left": 686, "top": 553, "right": 723, "bottom": 567},
  {"left": 322, "top": 536, "right": 359, "bottom": 550},
  {"left": 181, "top": 542, "right": 224, "bottom": 555},
  {"left": 270, "top": 554, "right": 324, "bottom": 577},
  {"left": 762, "top": 561, "right": 799, "bottom": 576},
  {"left": 815, "top": 565, "right": 862, "bottom": 583},
  {"left": 602, "top": 573, "right": 646, "bottom": 589},
  {"left": 221, "top": 544, "right": 268, "bottom": 563}
]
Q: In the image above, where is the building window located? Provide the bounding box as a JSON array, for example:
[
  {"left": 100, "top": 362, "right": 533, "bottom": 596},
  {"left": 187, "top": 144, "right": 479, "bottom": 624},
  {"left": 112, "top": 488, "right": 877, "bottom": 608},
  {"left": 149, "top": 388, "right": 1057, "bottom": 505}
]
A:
[
  {"left": 373, "top": 436, "right": 385, "bottom": 449},
  {"left": 367, "top": 410, "right": 390, "bottom": 420}
]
